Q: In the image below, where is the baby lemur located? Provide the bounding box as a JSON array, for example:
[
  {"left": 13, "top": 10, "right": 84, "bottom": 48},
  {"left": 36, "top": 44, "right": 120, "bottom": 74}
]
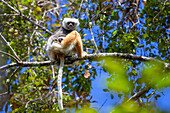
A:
[{"left": 46, "top": 18, "right": 86, "bottom": 110}]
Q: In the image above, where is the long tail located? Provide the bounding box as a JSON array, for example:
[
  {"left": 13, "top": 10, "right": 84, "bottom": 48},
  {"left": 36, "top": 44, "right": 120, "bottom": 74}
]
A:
[{"left": 58, "top": 57, "right": 64, "bottom": 110}]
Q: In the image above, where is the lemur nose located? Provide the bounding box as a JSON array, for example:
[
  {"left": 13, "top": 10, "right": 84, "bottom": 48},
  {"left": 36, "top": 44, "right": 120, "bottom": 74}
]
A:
[
  {"left": 68, "top": 22, "right": 74, "bottom": 27},
  {"left": 69, "top": 23, "right": 73, "bottom": 27}
]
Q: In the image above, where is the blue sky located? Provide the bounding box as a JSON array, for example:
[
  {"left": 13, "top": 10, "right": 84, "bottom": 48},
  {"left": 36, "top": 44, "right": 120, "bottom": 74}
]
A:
[{"left": 1, "top": 0, "right": 169, "bottom": 112}]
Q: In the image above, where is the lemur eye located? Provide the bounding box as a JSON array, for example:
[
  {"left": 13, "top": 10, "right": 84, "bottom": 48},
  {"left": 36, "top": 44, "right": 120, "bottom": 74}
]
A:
[{"left": 67, "top": 22, "right": 74, "bottom": 26}]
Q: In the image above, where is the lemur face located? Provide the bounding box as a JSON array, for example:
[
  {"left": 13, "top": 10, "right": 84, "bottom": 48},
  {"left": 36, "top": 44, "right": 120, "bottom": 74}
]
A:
[{"left": 62, "top": 18, "right": 79, "bottom": 30}]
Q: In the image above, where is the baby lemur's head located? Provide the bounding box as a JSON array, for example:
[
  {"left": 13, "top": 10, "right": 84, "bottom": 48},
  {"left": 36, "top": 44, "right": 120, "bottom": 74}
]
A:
[{"left": 62, "top": 18, "right": 79, "bottom": 31}]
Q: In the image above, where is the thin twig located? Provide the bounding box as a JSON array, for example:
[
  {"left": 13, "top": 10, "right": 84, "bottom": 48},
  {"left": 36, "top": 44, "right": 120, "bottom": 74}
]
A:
[
  {"left": 98, "top": 98, "right": 108, "bottom": 112},
  {"left": 153, "top": 0, "right": 168, "bottom": 22},
  {"left": 28, "top": 25, "right": 38, "bottom": 61},
  {"left": 0, "top": 33, "right": 21, "bottom": 62},
  {"left": 7, "top": 67, "right": 19, "bottom": 93},
  {"left": 102, "top": 30, "right": 105, "bottom": 50},
  {"left": 45, "top": 5, "right": 66, "bottom": 13},
  {"left": 89, "top": 26, "right": 100, "bottom": 53},
  {"left": 14, "top": 0, "right": 20, "bottom": 10},
  {"left": 25, "top": 98, "right": 40, "bottom": 108},
  {"left": 86, "top": 2, "right": 100, "bottom": 53},
  {"left": 131, "top": 14, "right": 140, "bottom": 29},
  {"left": 9, "top": 0, "right": 21, "bottom": 14},
  {"left": 0, "top": 50, "right": 19, "bottom": 62},
  {"left": 0, "top": 92, "right": 8, "bottom": 96},
  {"left": 102, "top": 15, "right": 105, "bottom": 51},
  {"left": 77, "top": 0, "right": 84, "bottom": 17}
]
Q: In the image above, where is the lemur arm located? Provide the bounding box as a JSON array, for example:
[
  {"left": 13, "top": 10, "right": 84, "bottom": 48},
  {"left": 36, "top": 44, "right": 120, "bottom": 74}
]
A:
[{"left": 75, "top": 31, "right": 83, "bottom": 58}]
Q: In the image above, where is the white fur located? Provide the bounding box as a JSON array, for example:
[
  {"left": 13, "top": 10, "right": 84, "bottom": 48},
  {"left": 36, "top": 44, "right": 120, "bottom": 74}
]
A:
[
  {"left": 46, "top": 35, "right": 76, "bottom": 61},
  {"left": 46, "top": 18, "right": 80, "bottom": 61},
  {"left": 52, "top": 41, "right": 75, "bottom": 55},
  {"left": 46, "top": 18, "right": 81, "bottom": 110},
  {"left": 62, "top": 18, "right": 79, "bottom": 30}
]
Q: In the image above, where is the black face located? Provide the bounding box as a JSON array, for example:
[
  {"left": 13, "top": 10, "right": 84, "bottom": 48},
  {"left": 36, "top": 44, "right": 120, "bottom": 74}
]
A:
[{"left": 67, "top": 22, "right": 75, "bottom": 28}]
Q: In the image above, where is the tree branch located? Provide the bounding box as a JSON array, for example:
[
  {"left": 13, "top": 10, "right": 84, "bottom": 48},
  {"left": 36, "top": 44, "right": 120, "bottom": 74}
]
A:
[
  {"left": 126, "top": 86, "right": 150, "bottom": 103},
  {"left": 0, "top": 61, "right": 52, "bottom": 70},
  {"left": 0, "top": 92, "right": 8, "bottom": 96},
  {"left": 0, "top": 53, "right": 169, "bottom": 70}
]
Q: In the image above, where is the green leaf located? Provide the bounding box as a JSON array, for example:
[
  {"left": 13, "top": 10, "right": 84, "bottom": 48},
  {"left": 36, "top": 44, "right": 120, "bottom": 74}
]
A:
[
  {"left": 35, "top": 7, "right": 41, "bottom": 12},
  {"left": 103, "top": 88, "right": 109, "bottom": 92},
  {"left": 112, "top": 30, "right": 117, "bottom": 36},
  {"left": 110, "top": 94, "right": 114, "bottom": 99}
]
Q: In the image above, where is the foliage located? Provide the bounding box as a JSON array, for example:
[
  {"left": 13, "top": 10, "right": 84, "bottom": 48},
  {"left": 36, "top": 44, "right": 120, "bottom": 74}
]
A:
[{"left": 0, "top": 0, "right": 169, "bottom": 112}]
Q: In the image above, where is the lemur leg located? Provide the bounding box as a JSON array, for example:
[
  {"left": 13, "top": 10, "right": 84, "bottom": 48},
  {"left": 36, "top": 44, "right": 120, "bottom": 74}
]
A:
[
  {"left": 72, "top": 47, "right": 77, "bottom": 53},
  {"left": 61, "top": 31, "right": 83, "bottom": 57},
  {"left": 75, "top": 32, "right": 83, "bottom": 58}
]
